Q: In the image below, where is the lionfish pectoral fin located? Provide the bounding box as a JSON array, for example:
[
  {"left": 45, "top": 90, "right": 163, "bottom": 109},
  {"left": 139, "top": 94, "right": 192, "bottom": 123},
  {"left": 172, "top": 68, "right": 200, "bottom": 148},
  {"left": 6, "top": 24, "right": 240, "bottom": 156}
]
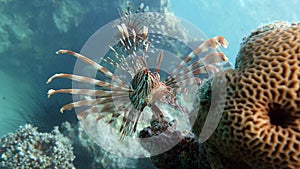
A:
[
  {"left": 216, "top": 36, "right": 228, "bottom": 48},
  {"left": 120, "top": 121, "right": 132, "bottom": 141},
  {"left": 150, "top": 103, "right": 164, "bottom": 122},
  {"left": 77, "top": 111, "right": 90, "bottom": 120},
  {"left": 202, "top": 52, "right": 228, "bottom": 65},
  {"left": 204, "top": 36, "right": 228, "bottom": 51},
  {"left": 170, "top": 36, "right": 228, "bottom": 77},
  {"left": 133, "top": 111, "right": 142, "bottom": 133},
  {"left": 107, "top": 119, "right": 115, "bottom": 124},
  {"left": 47, "top": 89, "right": 56, "bottom": 98},
  {"left": 104, "top": 111, "right": 121, "bottom": 124},
  {"left": 118, "top": 107, "right": 143, "bottom": 140},
  {"left": 56, "top": 49, "right": 127, "bottom": 87}
]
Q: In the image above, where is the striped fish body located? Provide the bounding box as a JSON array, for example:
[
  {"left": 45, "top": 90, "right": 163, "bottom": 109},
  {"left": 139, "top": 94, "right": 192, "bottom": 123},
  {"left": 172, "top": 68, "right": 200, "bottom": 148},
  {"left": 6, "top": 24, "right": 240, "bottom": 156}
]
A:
[
  {"left": 129, "top": 69, "right": 153, "bottom": 111},
  {"left": 47, "top": 10, "right": 229, "bottom": 140}
]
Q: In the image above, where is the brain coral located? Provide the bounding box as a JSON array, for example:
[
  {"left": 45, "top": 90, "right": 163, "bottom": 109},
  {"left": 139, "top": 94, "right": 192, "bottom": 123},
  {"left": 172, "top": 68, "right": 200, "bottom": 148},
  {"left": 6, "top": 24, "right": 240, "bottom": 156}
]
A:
[{"left": 193, "top": 22, "right": 300, "bottom": 169}]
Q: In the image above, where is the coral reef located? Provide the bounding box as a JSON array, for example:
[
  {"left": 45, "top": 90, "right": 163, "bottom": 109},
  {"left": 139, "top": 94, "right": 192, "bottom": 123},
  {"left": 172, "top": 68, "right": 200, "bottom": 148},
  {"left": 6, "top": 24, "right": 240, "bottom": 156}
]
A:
[
  {"left": 0, "top": 0, "right": 169, "bottom": 136},
  {"left": 0, "top": 0, "right": 178, "bottom": 79},
  {"left": 0, "top": 122, "right": 156, "bottom": 169},
  {"left": 0, "top": 124, "right": 75, "bottom": 168},
  {"left": 140, "top": 119, "right": 211, "bottom": 169},
  {"left": 0, "top": 0, "right": 130, "bottom": 76},
  {"left": 46, "top": 0, "right": 225, "bottom": 160},
  {"left": 0, "top": 0, "right": 166, "bottom": 163},
  {"left": 0, "top": 0, "right": 124, "bottom": 140},
  {"left": 193, "top": 22, "right": 300, "bottom": 169}
]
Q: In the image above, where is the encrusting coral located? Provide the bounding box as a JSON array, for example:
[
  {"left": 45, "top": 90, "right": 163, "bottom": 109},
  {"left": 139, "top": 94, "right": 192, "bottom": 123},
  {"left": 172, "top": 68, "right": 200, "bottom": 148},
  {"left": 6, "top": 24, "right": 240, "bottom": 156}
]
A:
[
  {"left": 0, "top": 124, "right": 75, "bottom": 168},
  {"left": 193, "top": 22, "right": 300, "bottom": 169}
]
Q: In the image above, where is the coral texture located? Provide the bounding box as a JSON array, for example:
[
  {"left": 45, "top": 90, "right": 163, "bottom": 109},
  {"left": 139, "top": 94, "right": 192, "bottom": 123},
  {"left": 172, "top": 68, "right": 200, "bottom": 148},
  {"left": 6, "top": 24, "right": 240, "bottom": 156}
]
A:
[
  {"left": 193, "top": 22, "right": 300, "bottom": 169},
  {"left": 0, "top": 124, "right": 75, "bottom": 168}
]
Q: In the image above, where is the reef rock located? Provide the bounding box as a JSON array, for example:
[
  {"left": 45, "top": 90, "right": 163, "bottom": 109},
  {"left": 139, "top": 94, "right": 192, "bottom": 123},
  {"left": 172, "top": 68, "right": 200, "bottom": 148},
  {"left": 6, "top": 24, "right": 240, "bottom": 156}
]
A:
[
  {"left": 193, "top": 22, "right": 300, "bottom": 169},
  {"left": 140, "top": 119, "right": 211, "bottom": 169},
  {"left": 0, "top": 124, "right": 75, "bottom": 168}
]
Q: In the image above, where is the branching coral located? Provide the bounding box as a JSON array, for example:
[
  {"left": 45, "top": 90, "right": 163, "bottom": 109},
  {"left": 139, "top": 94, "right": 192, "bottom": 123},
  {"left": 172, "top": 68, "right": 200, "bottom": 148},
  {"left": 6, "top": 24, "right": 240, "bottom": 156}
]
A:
[
  {"left": 0, "top": 124, "right": 75, "bottom": 168},
  {"left": 193, "top": 22, "right": 300, "bottom": 169}
]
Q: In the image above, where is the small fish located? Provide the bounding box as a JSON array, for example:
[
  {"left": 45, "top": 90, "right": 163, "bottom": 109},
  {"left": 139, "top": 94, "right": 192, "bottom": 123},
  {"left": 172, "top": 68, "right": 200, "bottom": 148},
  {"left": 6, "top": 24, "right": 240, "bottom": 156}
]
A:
[{"left": 47, "top": 7, "right": 228, "bottom": 140}]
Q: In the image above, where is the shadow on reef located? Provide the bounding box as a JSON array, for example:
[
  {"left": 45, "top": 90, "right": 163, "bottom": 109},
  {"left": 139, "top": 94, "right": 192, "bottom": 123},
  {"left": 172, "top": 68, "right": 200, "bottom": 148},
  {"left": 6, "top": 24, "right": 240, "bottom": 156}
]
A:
[{"left": 139, "top": 119, "right": 211, "bottom": 169}]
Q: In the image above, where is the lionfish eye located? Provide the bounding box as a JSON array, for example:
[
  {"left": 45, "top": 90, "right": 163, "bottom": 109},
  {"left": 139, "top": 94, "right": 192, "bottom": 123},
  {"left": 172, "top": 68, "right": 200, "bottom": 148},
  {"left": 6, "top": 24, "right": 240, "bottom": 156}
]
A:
[{"left": 46, "top": 3, "right": 229, "bottom": 158}]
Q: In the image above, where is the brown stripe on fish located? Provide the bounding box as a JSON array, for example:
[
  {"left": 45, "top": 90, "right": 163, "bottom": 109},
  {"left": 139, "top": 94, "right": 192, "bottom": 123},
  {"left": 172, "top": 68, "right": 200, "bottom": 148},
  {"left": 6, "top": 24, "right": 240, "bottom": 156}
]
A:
[
  {"left": 170, "top": 36, "right": 228, "bottom": 77},
  {"left": 47, "top": 89, "right": 129, "bottom": 98},
  {"left": 201, "top": 52, "right": 228, "bottom": 64},
  {"left": 59, "top": 97, "right": 117, "bottom": 113},
  {"left": 47, "top": 73, "right": 130, "bottom": 91},
  {"left": 77, "top": 102, "right": 117, "bottom": 121},
  {"left": 56, "top": 50, "right": 128, "bottom": 88}
]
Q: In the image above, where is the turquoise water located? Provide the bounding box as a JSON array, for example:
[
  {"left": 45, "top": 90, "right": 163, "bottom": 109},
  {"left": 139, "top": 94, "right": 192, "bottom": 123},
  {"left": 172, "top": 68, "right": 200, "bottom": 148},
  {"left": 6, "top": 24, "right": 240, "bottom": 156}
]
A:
[
  {"left": 172, "top": 0, "right": 300, "bottom": 64},
  {"left": 0, "top": 0, "right": 299, "bottom": 168}
]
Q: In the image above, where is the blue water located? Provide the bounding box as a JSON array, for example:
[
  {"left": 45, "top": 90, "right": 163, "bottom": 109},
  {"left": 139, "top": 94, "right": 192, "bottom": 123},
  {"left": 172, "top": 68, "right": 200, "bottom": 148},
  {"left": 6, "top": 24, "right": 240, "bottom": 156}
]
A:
[
  {"left": 171, "top": 0, "right": 300, "bottom": 64},
  {"left": 0, "top": 0, "right": 300, "bottom": 168}
]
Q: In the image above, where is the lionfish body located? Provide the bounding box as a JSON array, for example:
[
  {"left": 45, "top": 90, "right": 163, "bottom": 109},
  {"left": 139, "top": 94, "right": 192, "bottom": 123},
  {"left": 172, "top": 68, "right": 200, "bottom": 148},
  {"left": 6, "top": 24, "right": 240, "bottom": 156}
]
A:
[{"left": 47, "top": 11, "right": 228, "bottom": 140}]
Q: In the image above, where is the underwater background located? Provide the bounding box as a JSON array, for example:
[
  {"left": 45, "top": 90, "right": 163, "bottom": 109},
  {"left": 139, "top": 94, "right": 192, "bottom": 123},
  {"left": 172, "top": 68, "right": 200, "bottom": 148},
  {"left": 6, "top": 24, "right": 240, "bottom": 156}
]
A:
[{"left": 0, "top": 0, "right": 300, "bottom": 168}]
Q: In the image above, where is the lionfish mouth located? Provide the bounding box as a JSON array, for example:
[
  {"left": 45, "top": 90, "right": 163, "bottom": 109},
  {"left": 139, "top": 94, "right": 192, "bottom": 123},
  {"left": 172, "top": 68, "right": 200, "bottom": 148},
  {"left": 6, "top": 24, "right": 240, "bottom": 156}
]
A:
[{"left": 46, "top": 5, "right": 229, "bottom": 141}]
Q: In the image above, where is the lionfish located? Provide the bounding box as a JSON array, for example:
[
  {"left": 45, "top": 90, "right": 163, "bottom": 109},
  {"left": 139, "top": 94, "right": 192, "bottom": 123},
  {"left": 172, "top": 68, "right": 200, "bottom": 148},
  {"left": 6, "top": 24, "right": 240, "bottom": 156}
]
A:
[{"left": 47, "top": 7, "right": 228, "bottom": 140}]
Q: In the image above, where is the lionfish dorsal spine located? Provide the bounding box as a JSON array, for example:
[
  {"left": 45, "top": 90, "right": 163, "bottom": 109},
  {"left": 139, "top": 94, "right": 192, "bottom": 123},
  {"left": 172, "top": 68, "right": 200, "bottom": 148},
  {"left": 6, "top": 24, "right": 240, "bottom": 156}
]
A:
[
  {"left": 47, "top": 5, "right": 230, "bottom": 142},
  {"left": 155, "top": 51, "right": 164, "bottom": 76}
]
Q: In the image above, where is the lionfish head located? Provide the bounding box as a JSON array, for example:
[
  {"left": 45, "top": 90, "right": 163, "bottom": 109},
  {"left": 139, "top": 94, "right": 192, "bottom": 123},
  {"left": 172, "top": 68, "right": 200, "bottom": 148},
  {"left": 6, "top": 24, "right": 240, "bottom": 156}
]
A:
[{"left": 47, "top": 3, "right": 229, "bottom": 142}]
